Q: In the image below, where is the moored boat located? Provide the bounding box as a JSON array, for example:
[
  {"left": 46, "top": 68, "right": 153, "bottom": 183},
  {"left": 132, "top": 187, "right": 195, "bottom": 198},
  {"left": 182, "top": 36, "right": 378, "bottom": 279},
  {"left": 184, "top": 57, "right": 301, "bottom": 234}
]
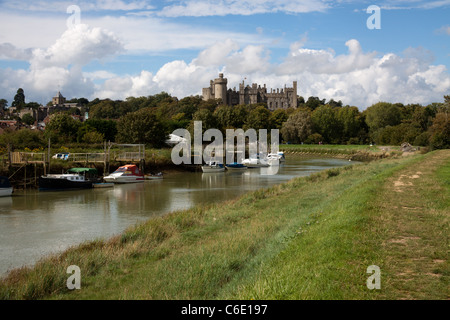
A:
[
  {"left": 39, "top": 168, "right": 100, "bottom": 191},
  {"left": 202, "top": 161, "right": 225, "bottom": 173},
  {"left": 267, "top": 151, "right": 285, "bottom": 162},
  {"left": 225, "top": 163, "right": 248, "bottom": 171},
  {"left": 103, "top": 164, "right": 145, "bottom": 184},
  {"left": 242, "top": 154, "right": 270, "bottom": 168},
  {"left": 145, "top": 172, "right": 164, "bottom": 179},
  {"left": 0, "top": 176, "right": 13, "bottom": 197}
]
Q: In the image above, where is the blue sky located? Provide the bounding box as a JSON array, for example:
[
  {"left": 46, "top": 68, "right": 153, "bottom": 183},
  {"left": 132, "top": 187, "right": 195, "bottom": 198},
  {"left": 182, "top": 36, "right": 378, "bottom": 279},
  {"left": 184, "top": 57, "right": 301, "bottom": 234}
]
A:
[{"left": 0, "top": 0, "right": 449, "bottom": 109}]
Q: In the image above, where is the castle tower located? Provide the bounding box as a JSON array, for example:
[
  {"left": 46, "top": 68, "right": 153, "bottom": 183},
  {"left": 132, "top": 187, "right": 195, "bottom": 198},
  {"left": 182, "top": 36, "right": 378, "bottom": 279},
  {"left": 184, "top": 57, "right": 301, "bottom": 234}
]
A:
[
  {"left": 52, "top": 91, "right": 66, "bottom": 106},
  {"left": 213, "top": 73, "right": 228, "bottom": 105},
  {"left": 292, "top": 81, "right": 298, "bottom": 108}
]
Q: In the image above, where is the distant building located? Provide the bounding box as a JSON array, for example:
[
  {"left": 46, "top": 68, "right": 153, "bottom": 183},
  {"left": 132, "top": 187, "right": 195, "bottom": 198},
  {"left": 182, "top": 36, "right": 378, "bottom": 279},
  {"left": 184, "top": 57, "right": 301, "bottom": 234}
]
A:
[
  {"left": 202, "top": 73, "right": 298, "bottom": 110},
  {"left": 6, "top": 91, "right": 86, "bottom": 125},
  {"left": 52, "top": 91, "right": 66, "bottom": 105}
]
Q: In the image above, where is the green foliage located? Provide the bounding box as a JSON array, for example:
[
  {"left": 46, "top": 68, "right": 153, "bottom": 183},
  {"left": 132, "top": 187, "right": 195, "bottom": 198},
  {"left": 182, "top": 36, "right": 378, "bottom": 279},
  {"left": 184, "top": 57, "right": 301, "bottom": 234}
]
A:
[
  {"left": 117, "top": 108, "right": 168, "bottom": 147},
  {"left": 88, "top": 99, "right": 125, "bottom": 119},
  {"left": 311, "top": 105, "right": 341, "bottom": 143},
  {"left": 244, "top": 105, "right": 271, "bottom": 130},
  {"left": 82, "top": 131, "right": 105, "bottom": 144},
  {"left": 44, "top": 113, "right": 82, "bottom": 144},
  {"left": 364, "top": 102, "right": 402, "bottom": 132},
  {"left": 269, "top": 109, "right": 288, "bottom": 131},
  {"left": 12, "top": 88, "right": 26, "bottom": 110},
  {"left": 280, "top": 108, "right": 312, "bottom": 143},
  {"left": 21, "top": 113, "right": 35, "bottom": 126},
  {"left": 336, "top": 106, "right": 365, "bottom": 143},
  {"left": 427, "top": 112, "right": 450, "bottom": 149},
  {"left": 305, "top": 96, "right": 326, "bottom": 110},
  {"left": 188, "top": 108, "right": 218, "bottom": 135},
  {"left": 0, "top": 128, "right": 45, "bottom": 150},
  {"left": 84, "top": 119, "right": 117, "bottom": 142},
  {"left": 0, "top": 99, "right": 8, "bottom": 110},
  {"left": 372, "top": 123, "right": 422, "bottom": 145}
]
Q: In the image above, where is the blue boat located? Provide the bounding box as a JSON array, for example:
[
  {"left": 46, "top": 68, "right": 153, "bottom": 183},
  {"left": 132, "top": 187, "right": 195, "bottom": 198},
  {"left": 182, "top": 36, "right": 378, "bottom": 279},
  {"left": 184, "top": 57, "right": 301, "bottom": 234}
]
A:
[
  {"left": 225, "top": 163, "right": 248, "bottom": 171},
  {"left": 0, "top": 176, "right": 13, "bottom": 197}
]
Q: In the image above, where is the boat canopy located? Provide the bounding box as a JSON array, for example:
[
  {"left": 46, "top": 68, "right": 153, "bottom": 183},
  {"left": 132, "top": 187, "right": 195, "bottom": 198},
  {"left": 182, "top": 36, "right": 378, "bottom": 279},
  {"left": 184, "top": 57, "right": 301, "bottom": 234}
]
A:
[
  {"left": 113, "top": 165, "right": 141, "bottom": 174},
  {"left": 0, "top": 176, "right": 12, "bottom": 188}
]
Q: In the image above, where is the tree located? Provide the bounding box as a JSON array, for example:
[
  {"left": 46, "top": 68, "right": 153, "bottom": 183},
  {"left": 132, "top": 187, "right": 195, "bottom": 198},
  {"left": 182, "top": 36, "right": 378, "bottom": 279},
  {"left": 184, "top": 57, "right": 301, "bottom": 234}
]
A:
[
  {"left": 26, "top": 102, "right": 41, "bottom": 110},
  {"left": 188, "top": 108, "right": 217, "bottom": 135},
  {"left": 305, "top": 96, "right": 326, "bottom": 111},
  {"left": 89, "top": 99, "right": 124, "bottom": 119},
  {"left": 21, "top": 113, "right": 35, "bottom": 126},
  {"left": 0, "top": 128, "right": 45, "bottom": 150},
  {"left": 311, "top": 105, "right": 341, "bottom": 143},
  {"left": 12, "top": 88, "right": 26, "bottom": 110},
  {"left": 427, "top": 111, "right": 450, "bottom": 149},
  {"left": 0, "top": 99, "right": 8, "bottom": 110},
  {"left": 364, "top": 102, "right": 402, "bottom": 132},
  {"left": 336, "top": 106, "right": 364, "bottom": 143},
  {"left": 372, "top": 123, "right": 422, "bottom": 145},
  {"left": 44, "top": 113, "right": 81, "bottom": 144},
  {"left": 280, "top": 108, "right": 312, "bottom": 143},
  {"left": 244, "top": 105, "right": 271, "bottom": 130},
  {"left": 214, "top": 105, "right": 238, "bottom": 132},
  {"left": 83, "top": 119, "right": 117, "bottom": 142},
  {"left": 269, "top": 109, "right": 288, "bottom": 131},
  {"left": 82, "top": 131, "right": 105, "bottom": 144},
  {"left": 117, "top": 108, "right": 168, "bottom": 147}
]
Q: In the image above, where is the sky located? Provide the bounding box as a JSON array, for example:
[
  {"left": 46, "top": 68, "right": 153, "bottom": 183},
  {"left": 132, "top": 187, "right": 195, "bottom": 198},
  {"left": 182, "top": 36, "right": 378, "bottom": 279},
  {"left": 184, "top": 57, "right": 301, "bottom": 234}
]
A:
[{"left": 0, "top": 0, "right": 449, "bottom": 109}]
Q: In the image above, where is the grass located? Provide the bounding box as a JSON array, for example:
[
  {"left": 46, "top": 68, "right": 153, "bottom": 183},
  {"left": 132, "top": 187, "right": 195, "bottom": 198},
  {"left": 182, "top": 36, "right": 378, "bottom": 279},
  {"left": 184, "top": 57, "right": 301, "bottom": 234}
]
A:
[
  {"left": 0, "top": 150, "right": 448, "bottom": 300},
  {"left": 279, "top": 144, "right": 394, "bottom": 161}
]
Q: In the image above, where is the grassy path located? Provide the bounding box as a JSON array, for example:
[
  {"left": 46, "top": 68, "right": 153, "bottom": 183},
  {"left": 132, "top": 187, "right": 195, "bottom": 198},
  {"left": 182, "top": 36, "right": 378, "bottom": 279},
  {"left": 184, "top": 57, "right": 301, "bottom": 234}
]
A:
[
  {"left": 0, "top": 150, "right": 448, "bottom": 300},
  {"left": 374, "top": 150, "right": 449, "bottom": 299},
  {"left": 225, "top": 150, "right": 448, "bottom": 299}
]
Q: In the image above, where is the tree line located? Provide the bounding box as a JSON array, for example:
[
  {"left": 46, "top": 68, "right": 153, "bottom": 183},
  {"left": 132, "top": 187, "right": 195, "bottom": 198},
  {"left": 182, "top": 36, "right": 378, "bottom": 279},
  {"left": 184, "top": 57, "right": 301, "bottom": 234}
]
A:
[{"left": 0, "top": 90, "right": 449, "bottom": 151}]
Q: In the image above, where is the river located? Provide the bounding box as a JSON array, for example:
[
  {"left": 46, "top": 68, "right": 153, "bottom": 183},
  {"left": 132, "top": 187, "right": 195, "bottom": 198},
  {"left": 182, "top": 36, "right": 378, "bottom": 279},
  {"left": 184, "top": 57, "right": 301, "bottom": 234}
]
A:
[{"left": 0, "top": 157, "right": 354, "bottom": 276}]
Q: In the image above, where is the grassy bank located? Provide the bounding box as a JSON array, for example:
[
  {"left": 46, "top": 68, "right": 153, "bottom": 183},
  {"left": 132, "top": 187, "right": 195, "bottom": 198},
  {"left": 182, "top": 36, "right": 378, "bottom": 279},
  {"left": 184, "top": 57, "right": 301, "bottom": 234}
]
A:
[
  {"left": 279, "top": 144, "right": 406, "bottom": 161},
  {"left": 0, "top": 150, "right": 448, "bottom": 299}
]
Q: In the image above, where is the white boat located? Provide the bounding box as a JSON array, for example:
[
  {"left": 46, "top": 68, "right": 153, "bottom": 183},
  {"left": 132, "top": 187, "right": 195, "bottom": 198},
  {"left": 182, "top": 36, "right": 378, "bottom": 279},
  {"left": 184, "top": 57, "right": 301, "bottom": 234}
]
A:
[
  {"left": 202, "top": 161, "right": 225, "bottom": 173},
  {"left": 242, "top": 154, "right": 270, "bottom": 168},
  {"left": 145, "top": 172, "right": 164, "bottom": 179},
  {"left": 0, "top": 176, "right": 13, "bottom": 197},
  {"left": 103, "top": 165, "right": 145, "bottom": 184},
  {"left": 267, "top": 151, "right": 285, "bottom": 162}
]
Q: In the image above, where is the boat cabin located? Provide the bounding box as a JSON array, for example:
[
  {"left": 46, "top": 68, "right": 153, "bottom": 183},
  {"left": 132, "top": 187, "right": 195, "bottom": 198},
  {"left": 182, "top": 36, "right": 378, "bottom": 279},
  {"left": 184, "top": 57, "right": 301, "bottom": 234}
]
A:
[{"left": 112, "top": 165, "right": 143, "bottom": 176}]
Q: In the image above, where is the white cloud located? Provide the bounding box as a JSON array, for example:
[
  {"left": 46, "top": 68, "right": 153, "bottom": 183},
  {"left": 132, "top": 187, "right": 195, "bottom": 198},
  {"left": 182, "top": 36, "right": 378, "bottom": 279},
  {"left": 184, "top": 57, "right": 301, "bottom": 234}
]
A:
[
  {"left": 0, "top": 10, "right": 269, "bottom": 55},
  {"left": 94, "top": 39, "right": 449, "bottom": 108},
  {"left": 0, "top": 43, "right": 33, "bottom": 61},
  {"left": 30, "top": 24, "right": 123, "bottom": 69},
  {"left": 158, "top": 0, "right": 331, "bottom": 17},
  {"left": 1, "top": 23, "right": 449, "bottom": 109},
  {"left": 0, "top": 24, "right": 121, "bottom": 103},
  {"left": 2, "top": 0, "right": 153, "bottom": 12},
  {"left": 278, "top": 39, "right": 377, "bottom": 75},
  {"left": 437, "top": 25, "right": 450, "bottom": 35}
]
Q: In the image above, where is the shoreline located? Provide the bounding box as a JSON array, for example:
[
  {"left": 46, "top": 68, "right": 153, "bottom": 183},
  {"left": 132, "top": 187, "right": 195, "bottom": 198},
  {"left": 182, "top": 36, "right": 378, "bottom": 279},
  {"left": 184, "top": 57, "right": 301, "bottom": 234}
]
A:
[
  {"left": 1, "top": 149, "right": 447, "bottom": 299},
  {"left": 2, "top": 144, "right": 395, "bottom": 190}
]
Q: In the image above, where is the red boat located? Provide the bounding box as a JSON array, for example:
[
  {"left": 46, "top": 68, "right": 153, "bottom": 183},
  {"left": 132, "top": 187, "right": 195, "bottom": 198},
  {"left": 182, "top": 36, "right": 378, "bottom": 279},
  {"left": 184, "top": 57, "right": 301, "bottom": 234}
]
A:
[{"left": 103, "top": 164, "right": 145, "bottom": 184}]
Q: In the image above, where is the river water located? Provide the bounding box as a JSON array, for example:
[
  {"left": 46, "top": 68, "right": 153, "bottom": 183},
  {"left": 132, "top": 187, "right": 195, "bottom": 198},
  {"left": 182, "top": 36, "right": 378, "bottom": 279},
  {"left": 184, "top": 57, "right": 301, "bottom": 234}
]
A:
[{"left": 0, "top": 157, "right": 353, "bottom": 276}]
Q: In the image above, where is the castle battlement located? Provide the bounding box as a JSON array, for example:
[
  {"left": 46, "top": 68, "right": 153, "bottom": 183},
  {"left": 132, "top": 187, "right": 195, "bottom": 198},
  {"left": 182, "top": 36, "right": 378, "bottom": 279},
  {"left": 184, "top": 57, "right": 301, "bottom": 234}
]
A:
[{"left": 202, "top": 74, "right": 297, "bottom": 110}]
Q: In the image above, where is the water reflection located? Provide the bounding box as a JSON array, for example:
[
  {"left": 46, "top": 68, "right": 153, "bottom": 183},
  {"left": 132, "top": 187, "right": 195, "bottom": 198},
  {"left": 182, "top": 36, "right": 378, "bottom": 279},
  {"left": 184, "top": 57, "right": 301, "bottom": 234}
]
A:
[{"left": 0, "top": 157, "right": 354, "bottom": 276}]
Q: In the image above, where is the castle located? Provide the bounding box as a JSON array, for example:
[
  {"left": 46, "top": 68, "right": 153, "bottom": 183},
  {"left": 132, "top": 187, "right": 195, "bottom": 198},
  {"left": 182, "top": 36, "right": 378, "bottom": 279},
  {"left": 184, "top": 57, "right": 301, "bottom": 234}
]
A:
[{"left": 202, "top": 73, "right": 298, "bottom": 110}]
